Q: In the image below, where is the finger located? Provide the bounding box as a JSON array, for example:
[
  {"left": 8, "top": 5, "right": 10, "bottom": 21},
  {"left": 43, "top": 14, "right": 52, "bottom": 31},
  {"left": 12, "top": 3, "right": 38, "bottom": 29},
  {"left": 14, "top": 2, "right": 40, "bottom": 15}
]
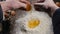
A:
[
  {"left": 12, "top": 2, "right": 27, "bottom": 9},
  {"left": 34, "top": 3, "right": 44, "bottom": 5},
  {"left": 20, "top": 0, "right": 30, "bottom": 4},
  {"left": 37, "top": 0, "right": 45, "bottom": 3},
  {"left": 18, "top": 2, "right": 31, "bottom": 11}
]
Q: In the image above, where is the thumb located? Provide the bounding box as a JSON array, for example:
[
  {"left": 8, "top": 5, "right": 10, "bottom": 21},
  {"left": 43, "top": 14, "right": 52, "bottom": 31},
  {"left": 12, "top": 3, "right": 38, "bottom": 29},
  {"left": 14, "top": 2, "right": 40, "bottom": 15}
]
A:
[{"left": 34, "top": 3, "right": 49, "bottom": 9}]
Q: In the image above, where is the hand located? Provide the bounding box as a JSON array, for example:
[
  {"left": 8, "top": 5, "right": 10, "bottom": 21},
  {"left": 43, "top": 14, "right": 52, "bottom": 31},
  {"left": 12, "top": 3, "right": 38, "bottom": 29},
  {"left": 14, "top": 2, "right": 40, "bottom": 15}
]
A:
[
  {"left": 1, "top": 0, "right": 30, "bottom": 11},
  {"left": 34, "top": 0, "right": 59, "bottom": 11},
  {"left": 34, "top": 0, "right": 59, "bottom": 15},
  {"left": 6, "top": 0, "right": 30, "bottom": 9}
]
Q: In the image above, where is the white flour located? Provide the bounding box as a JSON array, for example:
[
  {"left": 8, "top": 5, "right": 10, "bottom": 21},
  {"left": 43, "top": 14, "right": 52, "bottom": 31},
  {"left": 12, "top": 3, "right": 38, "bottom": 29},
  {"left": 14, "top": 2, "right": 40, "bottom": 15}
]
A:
[{"left": 10, "top": 5, "right": 54, "bottom": 34}]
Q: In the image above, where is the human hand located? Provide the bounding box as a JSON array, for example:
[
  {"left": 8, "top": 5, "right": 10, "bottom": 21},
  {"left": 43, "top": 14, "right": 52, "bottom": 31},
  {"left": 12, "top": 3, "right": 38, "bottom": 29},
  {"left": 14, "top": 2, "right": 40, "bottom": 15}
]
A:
[
  {"left": 34, "top": 0, "right": 59, "bottom": 11},
  {"left": 1, "top": 0, "right": 30, "bottom": 11}
]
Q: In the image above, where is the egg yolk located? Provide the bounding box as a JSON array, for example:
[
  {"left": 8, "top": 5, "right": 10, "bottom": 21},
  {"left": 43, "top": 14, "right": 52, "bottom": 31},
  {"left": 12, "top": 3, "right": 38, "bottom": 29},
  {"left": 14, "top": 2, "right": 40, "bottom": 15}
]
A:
[{"left": 28, "top": 19, "right": 40, "bottom": 29}]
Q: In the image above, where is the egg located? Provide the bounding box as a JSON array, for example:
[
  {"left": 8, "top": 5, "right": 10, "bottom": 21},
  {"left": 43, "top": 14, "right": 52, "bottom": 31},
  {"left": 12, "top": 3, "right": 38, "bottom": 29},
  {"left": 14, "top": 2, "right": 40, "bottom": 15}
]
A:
[
  {"left": 11, "top": 10, "right": 16, "bottom": 16},
  {"left": 56, "top": 2, "right": 60, "bottom": 7},
  {"left": 26, "top": 4, "right": 32, "bottom": 11}
]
